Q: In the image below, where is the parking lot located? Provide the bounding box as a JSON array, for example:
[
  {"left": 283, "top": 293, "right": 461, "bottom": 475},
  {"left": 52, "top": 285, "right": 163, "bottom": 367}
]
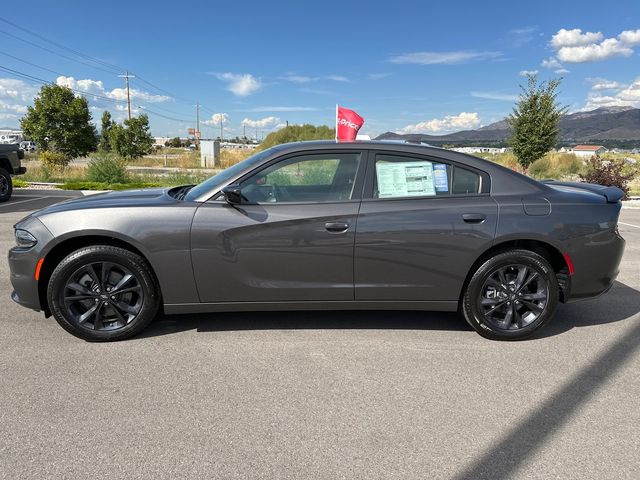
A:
[{"left": 1, "top": 191, "right": 639, "bottom": 479}]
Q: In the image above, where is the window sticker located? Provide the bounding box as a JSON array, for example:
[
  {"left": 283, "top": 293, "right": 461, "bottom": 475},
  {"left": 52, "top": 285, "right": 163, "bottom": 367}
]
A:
[
  {"left": 433, "top": 164, "right": 449, "bottom": 192},
  {"left": 376, "top": 161, "right": 436, "bottom": 198}
]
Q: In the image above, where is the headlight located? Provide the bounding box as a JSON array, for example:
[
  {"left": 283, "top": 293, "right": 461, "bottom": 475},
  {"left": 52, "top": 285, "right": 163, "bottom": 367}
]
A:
[{"left": 15, "top": 229, "right": 37, "bottom": 248}]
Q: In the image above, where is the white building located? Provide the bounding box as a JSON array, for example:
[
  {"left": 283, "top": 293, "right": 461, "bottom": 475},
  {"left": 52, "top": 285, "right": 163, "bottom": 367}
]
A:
[
  {"left": 570, "top": 145, "right": 607, "bottom": 158},
  {"left": 451, "top": 146, "right": 507, "bottom": 154},
  {"left": 0, "top": 129, "right": 24, "bottom": 144}
]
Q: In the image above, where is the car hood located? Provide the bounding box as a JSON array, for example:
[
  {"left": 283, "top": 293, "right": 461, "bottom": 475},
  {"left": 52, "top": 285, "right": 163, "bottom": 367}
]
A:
[{"left": 31, "top": 187, "right": 178, "bottom": 217}]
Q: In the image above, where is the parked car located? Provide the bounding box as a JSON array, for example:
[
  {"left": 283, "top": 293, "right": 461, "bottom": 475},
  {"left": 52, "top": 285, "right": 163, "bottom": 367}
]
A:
[
  {"left": 8, "top": 141, "right": 625, "bottom": 341},
  {"left": 19, "top": 141, "right": 36, "bottom": 152},
  {"left": 0, "top": 143, "right": 26, "bottom": 202}
]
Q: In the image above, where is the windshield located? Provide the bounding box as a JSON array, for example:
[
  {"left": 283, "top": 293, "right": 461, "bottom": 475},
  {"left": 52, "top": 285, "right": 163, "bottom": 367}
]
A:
[{"left": 184, "top": 146, "right": 281, "bottom": 201}]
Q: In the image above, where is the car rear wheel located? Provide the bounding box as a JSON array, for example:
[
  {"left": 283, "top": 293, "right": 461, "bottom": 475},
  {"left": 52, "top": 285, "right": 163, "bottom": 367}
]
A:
[
  {"left": 461, "top": 249, "right": 559, "bottom": 340},
  {"left": 47, "top": 245, "right": 160, "bottom": 341},
  {"left": 0, "top": 168, "right": 12, "bottom": 203}
]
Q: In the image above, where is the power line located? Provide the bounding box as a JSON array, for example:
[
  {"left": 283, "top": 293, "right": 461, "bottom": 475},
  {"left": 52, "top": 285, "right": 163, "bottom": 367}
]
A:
[
  {"left": 0, "top": 16, "right": 221, "bottom": 116},
  {"left": 0, "top": 28, "right": 118, "bottom": 76},
  {"left": 0, "top": 49, "right": 66, "bottom": 77},
  {"left": 0, "top": 16, "right": 122, "bottom": 74},
  {"left": 0, "top": 64, "right": 127, "bottom": 107},
  {"left": 137, "top": 105, "right": 192, "bottom": 123}
]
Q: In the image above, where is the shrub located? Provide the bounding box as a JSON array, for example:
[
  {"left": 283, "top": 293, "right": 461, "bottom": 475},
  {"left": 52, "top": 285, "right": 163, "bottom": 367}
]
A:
[
  {"left": 528, "top": 157, "right": 552, "bottom": 178},
  {"left": 39, "top": 150, "right": 71, "bottom": 169},
  {"left": 87, "top": 153, "right": 129, "bottom": 184},
  {"left": 580, "top": 157, "right": 634, "bottom": 199},
  {"left": 59, "top": 181, "right": 161, "bottom": 191}
]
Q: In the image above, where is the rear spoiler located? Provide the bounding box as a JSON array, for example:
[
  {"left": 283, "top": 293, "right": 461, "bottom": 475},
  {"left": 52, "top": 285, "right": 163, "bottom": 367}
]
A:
[{"left": 542, "top": 181, "right": 625, "bottom": 203}]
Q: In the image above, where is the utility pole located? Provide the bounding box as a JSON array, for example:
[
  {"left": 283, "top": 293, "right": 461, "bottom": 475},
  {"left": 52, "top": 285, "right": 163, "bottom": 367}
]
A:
[
  {"left": 195, "top": 102, "right": 200, "bottom": 149},
  {"left": 118, "top": 71, "right": 135, "bottom": 120}
]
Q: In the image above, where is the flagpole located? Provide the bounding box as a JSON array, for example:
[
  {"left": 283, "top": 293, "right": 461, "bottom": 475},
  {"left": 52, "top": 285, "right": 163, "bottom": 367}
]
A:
[{"left": 335, "top": 104, "right": 338, "bottom": 142}]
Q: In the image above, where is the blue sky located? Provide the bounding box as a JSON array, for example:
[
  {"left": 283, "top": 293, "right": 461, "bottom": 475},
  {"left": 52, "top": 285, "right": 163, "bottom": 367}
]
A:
[{"left": 1, "top": 0, "right": 640, "bottom": 138}]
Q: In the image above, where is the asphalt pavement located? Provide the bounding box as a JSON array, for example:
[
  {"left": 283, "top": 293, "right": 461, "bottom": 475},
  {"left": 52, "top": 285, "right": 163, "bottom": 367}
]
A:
[{"left": 0, "top": 191, "right": 639, "bottom": 479}]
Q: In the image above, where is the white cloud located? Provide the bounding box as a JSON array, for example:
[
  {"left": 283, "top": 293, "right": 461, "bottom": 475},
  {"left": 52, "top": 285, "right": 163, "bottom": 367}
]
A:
[
  {"left": 557, "top": 38, "right": 632, "bottom": 63},
  {"left": 544, "top": 27, "right": 640, "bottom": 69},
  {"left": 541, "top": 57, "right": 563, "bottom": 69},
  {"left": 368, "top": 73, "right": 391, "bottom": 80},
  {"left": 0, "top": 78, "right": 38, "bottom": 102},
  {"left": 510, "top": 26, "right": 539, "bottom": 47},
  {"left": 519, "top": 70, "right": 539, "bottom": 77},
  {"left": 471, "top": 91, "right": 518, "bottom": 101},
  {"left": 279, "top": 74, "right": 350, "bottom": 83},
  {"left": 203, "top": 112, "right": 229, "bottom": 126},
  {"left": 279, "top": 75, "right": 313, "bottom": 83},
  {"left": 214, "top": 73, "right": 262, "bottom": 96},
  {"left": 588, "top": 78, "right": 626, "bottom": 90},
  {"left": 55, "top": 76, "right": 170, "bottom": 103},
  {"left": 241, "top": 116, "right": 280, "bottom": 129},
  {"left": 396, "top": 112, "right": 480, "bottom": 134},
  {"left": 550, "top": 28, "right": 603, "bottom": 48},
  {"left": 324, "top": 75, "right": 349, "bottom": 82},
  {"left": 0, "top": 103, "right": 28, "bottom": 114},
  {"left": 583, "top": 76, "right": 640, "bottom": 110},
  {"left": 389, "top": 50, "right": 502, "bottom": 65},
  {"left": 618, "top": 29, "right": 640, "bottom": 45},
  {"left": 242, "top": 106, "right": 318, "bottom": 112}
]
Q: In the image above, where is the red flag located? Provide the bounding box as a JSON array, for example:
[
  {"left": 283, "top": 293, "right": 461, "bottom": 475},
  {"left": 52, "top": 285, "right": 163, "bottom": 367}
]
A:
[{"left": 335, "top": 105, "right": 364, "bottom": 142}]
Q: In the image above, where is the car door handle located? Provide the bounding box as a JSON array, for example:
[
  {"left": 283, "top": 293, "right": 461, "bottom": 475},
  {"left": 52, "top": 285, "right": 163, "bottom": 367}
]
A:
[
  {"left": 325, "top": 222, "right": 349, "bottom": 233},
  {"left": 462, "top": 213, "right": 486, "bottom": 224}
]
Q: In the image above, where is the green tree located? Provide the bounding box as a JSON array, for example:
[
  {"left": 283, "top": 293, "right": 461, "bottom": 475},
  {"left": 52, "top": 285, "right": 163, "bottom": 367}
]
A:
[
  {"left": 20, "top": 84, "right": 98, "bottom": 158},
  {"left": 110, "top": 114, "right": 155, "bottom": 159},
  {"left": 99, "top": 110, "right": 114, "bottom": 152},
  {"left": 259, "top": 124, "right": 335, "bottom": 150},
  {"left": 507, "top": 74, "right": 568, "bottom": 168},
  {"left": 166, "top": 136, "right": 182, "bottom": 148}
]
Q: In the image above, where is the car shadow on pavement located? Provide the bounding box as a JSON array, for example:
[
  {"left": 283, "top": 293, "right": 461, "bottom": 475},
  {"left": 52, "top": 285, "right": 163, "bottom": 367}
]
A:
[
  {"left": 138, "top": 281, "right": 639, "bottom": 340},
  {"left": 451, "top": 307, "right": 640, "bottom": 480},
  {"left": 139, "top": 310, "right": 472, "bottom": 339},
  {"left": 533, "top": 280, "right": 640, "bottom": 339}
]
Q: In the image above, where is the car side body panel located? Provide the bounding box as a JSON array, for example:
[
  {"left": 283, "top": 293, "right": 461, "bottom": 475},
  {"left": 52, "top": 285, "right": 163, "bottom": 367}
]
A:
[
  {"left": 190, "top": 200, "right": 361, "bottom": 302},
  {"left": 354, "top": 196, "right": 498, "bottom": 301}
]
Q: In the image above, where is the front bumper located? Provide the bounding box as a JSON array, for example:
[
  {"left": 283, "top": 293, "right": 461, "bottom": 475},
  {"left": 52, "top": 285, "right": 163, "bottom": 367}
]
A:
[{"left": 8, "top": 217, "right": 54, "bottom": 312}]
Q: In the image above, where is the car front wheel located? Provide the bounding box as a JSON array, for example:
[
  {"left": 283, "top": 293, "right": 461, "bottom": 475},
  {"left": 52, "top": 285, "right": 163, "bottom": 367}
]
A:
[
  {"left": 0, "top": 168, "right": 12, "bottom": 203},
  {"left": 47, "top": 245, "right": 161, "bottom": 341},
  {"left": 461, "top": 249, "right": 559, "bottom": 340}
]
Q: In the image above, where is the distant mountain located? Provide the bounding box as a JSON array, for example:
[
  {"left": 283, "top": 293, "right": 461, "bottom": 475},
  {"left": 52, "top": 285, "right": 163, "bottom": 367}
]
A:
[{"left": 376, "top": 107, "right": 640, "bottom": 147}]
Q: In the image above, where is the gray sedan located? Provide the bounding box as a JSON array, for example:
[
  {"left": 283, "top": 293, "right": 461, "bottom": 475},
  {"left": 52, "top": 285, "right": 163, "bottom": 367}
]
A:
[{"left": 8, "top": 141, "right": 625, "bottom": 341}]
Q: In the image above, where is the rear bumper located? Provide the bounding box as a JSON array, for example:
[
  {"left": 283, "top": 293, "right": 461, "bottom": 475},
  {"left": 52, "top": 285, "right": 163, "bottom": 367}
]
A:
[
  {"left": 564, "top": 230, "right": 625, "bottom": 302},
  {"left": 14, "top": 166, "right": 27, "bottom": 175}
]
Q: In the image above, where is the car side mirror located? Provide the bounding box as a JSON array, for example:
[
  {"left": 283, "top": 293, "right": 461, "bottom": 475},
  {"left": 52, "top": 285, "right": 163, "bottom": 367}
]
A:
[{"left": 222, "top": 184, "right": 243, "bottom": 205}]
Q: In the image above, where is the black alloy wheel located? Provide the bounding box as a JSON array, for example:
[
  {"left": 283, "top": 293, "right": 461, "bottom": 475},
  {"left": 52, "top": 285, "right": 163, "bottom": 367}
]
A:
[
  {"left": 462, "top": 249, "right": 559, "bottom": 340},
  {"left": 478, "top": 264, "right": 549, "bottom": 331},
  {"left": 62, "top": 262, "right": 144, "bottom": 332},
  {"left": 48, "top": 245, "right": 160, "bottom": 341}
]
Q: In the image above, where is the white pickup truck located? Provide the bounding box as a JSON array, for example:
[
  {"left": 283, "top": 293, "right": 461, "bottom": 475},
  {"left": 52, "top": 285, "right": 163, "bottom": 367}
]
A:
[{"left": 0, "top": 144, "right": 26, "bottom": 202}]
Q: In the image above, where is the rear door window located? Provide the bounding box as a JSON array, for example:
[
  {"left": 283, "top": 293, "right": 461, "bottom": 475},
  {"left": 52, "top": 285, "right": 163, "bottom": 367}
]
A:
[{"left": 373, "top": 154, "right": 483, "bottom": 199}]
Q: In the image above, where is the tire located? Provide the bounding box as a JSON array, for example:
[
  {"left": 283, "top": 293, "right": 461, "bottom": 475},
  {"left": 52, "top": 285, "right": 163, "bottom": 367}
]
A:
[
  {"left": 0, "top": 168, "right": 12, "bottom": 203},
  {"left": 461, "top": 249, "right": 559, "bottom": 341},
  {"left": 47, "top": 245, "right": 161, "bottom": 341}
]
